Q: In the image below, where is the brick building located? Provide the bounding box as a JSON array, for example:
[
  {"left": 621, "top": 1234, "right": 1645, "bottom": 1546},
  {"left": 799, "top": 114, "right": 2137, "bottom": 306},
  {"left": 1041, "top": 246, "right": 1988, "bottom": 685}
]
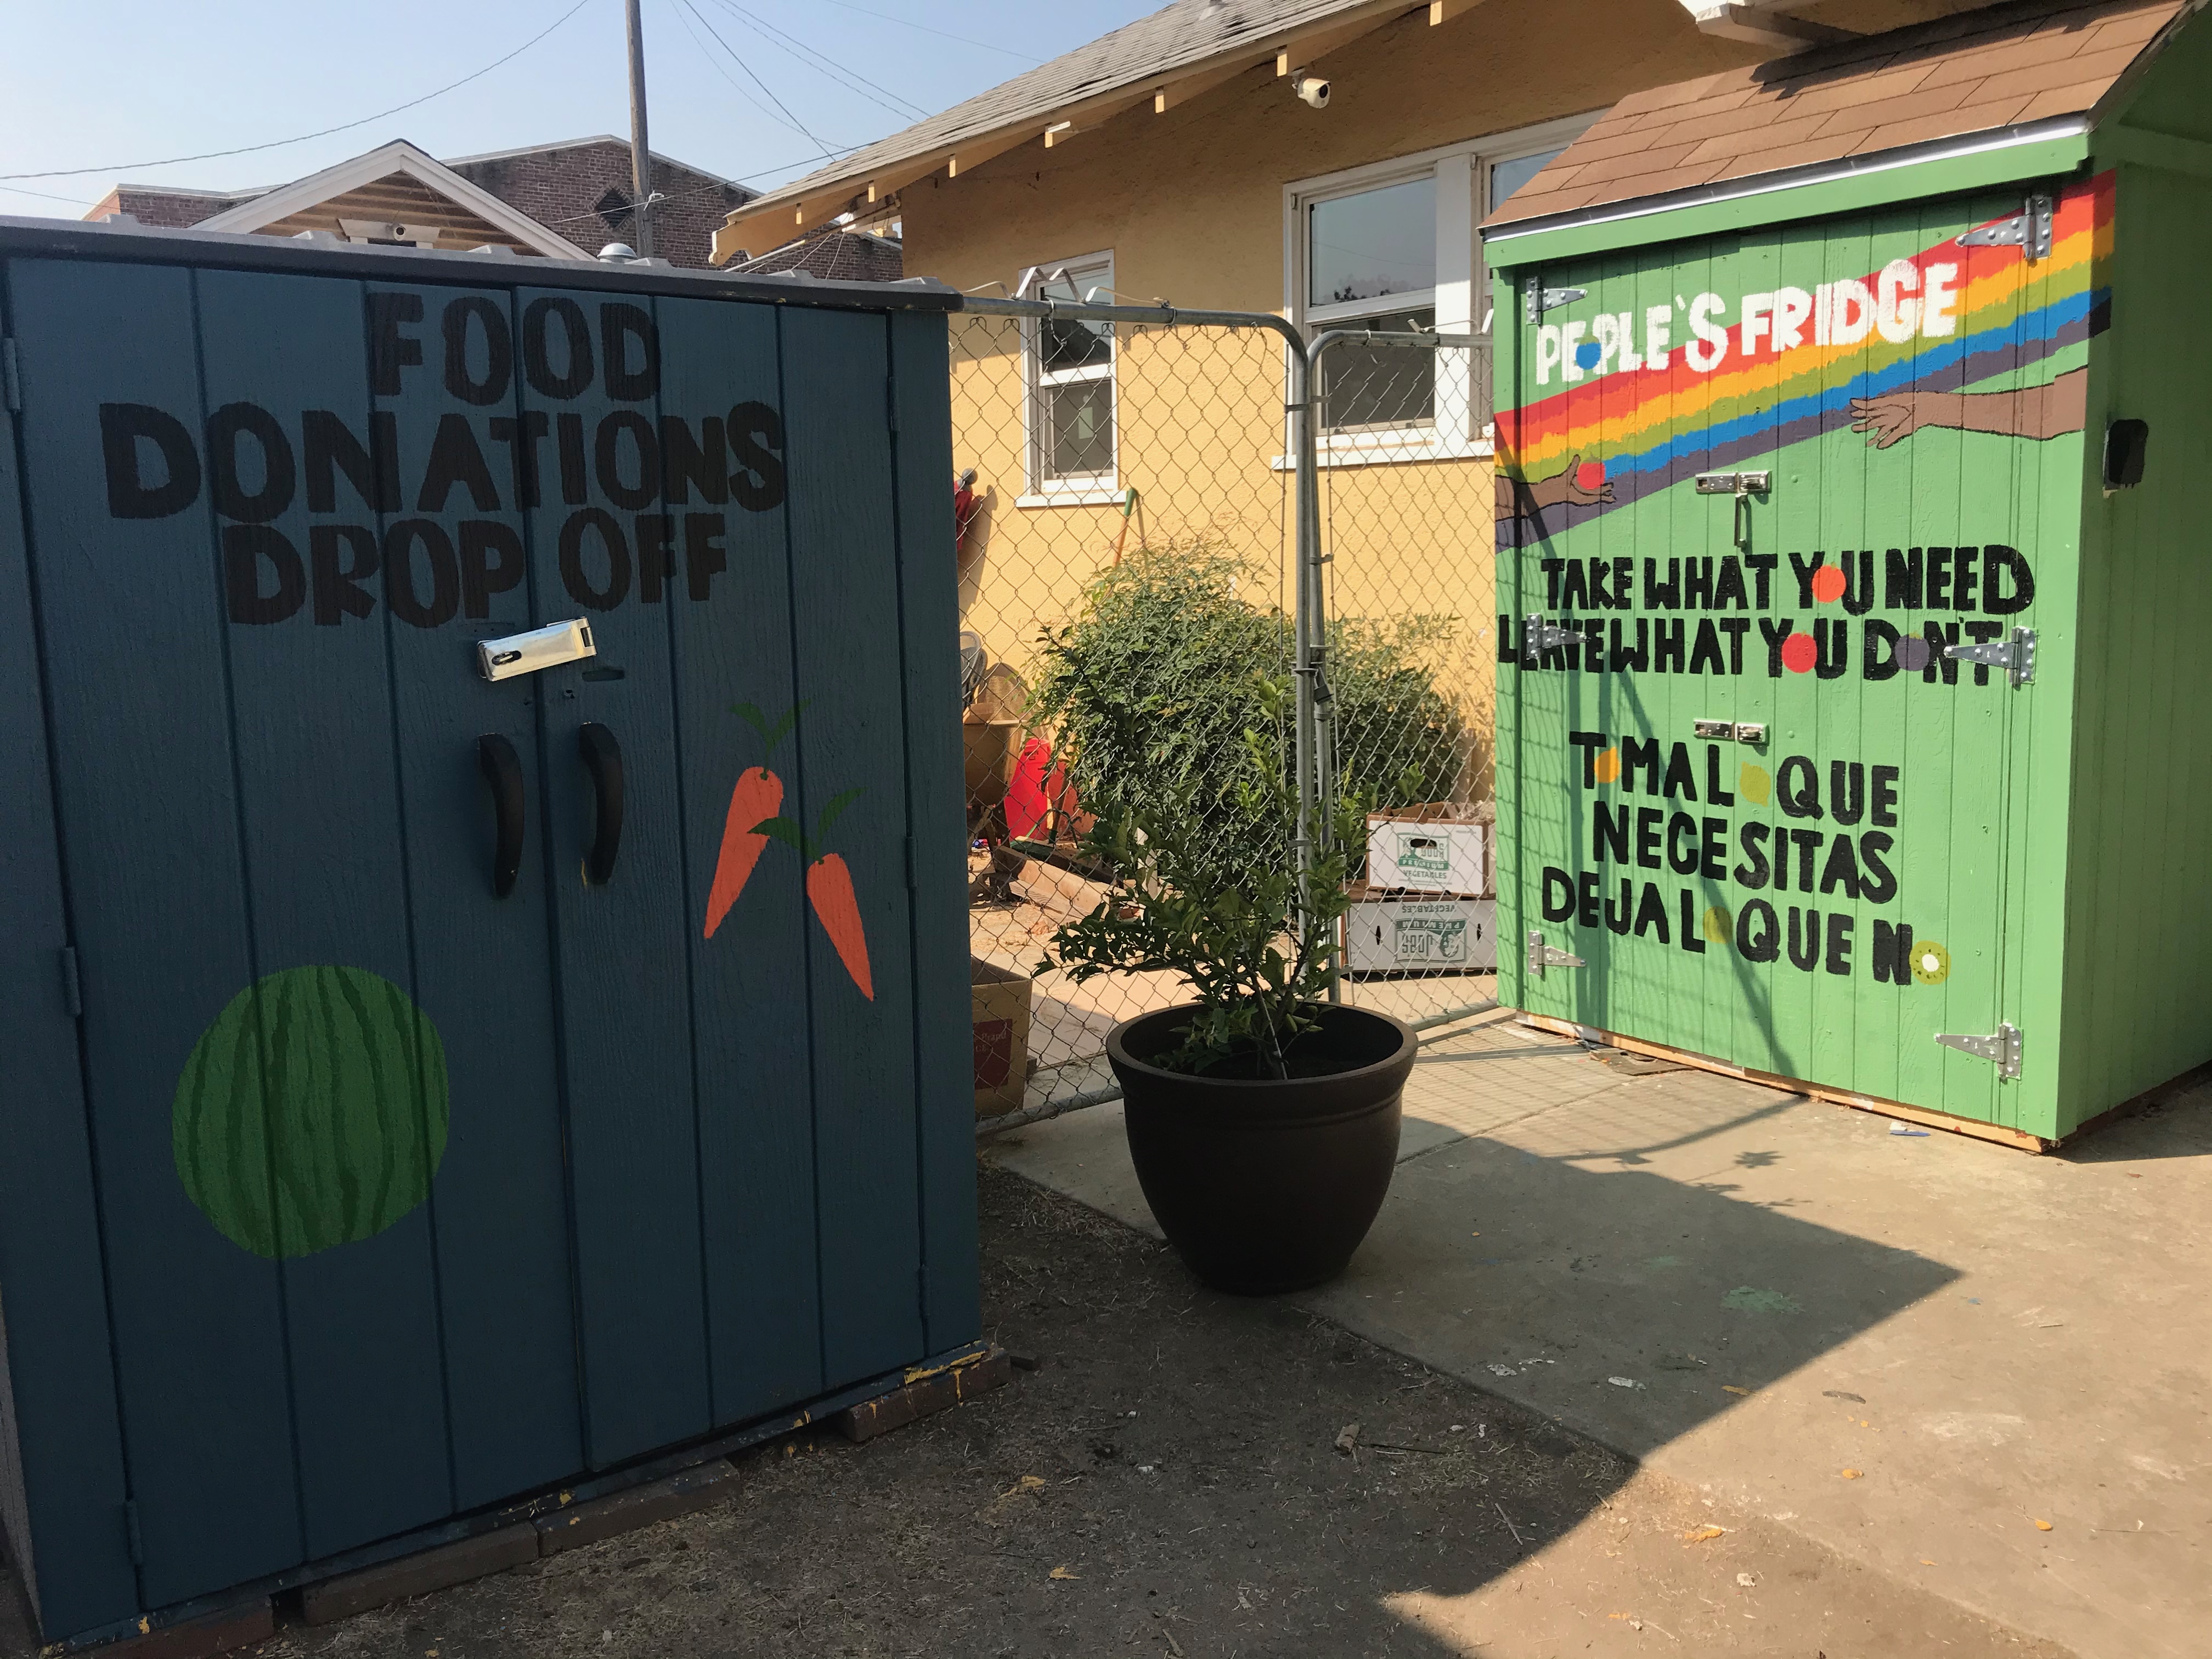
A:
[{"left": 87, "top": 136, "right": 754, "bottom": 269}]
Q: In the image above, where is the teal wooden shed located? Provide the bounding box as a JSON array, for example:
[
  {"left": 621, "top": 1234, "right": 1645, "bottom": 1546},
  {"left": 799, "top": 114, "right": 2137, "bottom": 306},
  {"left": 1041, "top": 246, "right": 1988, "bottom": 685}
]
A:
[
  {"left": 0, "top": 216, "right": 978, "bottom": 1645},
  {"left": 1482, "top": 0, "right": 2211, "bottom": 1147}
]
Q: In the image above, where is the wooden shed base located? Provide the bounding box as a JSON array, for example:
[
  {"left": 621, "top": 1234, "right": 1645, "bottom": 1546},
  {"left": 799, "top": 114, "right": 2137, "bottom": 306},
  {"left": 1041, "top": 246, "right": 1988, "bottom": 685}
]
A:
[
  {"left": 55, "top": 1345, "right": 1012, "bottom": 1656},
  {"left": 1515, "top": 1013, "right": 2055, "bottom": 1153}
]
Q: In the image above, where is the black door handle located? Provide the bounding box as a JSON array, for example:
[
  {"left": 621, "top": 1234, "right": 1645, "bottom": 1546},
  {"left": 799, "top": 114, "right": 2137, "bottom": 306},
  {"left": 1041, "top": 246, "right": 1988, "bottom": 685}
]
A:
[
  {"left": 477, "top": 734, "right": 526, "bottom": 899},
  {"left": 578, "top": 722, "right": 623, "bottom": 885}
]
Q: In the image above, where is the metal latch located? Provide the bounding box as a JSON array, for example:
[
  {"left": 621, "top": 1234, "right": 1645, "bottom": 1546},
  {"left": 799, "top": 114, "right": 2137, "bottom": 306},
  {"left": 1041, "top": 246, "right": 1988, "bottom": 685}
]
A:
[
  {"left": 1943, "top": 626, "right": 2035, "bottom": 687},
  {"left": 1958, "top": 194, "right": 2054, "bottom": 261},
  {"left": 1527, "top": 930, "right": 1585, "bottom": 978},
  {"left": 1935, "top": 1021, "right": 2022, "bottom": 1081},
  {"left": 476, "top": 618, "right": 597, "bottom": 682},
  {"left": 1693, "top": 719, "right": 1765, "bottom": 744},
  {"left": 1695, "top": 470, "right": 1770, "bottom": 550},
  {"left": 1522, "top": 613, "right": 1581, "bottom": 659},
  {"left": 1525, "top": 284, "right": 1588, "bottom": 323}
]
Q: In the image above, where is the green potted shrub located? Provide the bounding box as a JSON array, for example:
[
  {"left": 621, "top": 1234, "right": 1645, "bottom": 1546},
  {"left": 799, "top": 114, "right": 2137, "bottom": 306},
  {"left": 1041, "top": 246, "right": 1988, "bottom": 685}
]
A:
[{"left": 1039, "top": 672, "right": 1417, "bottom": 1296}]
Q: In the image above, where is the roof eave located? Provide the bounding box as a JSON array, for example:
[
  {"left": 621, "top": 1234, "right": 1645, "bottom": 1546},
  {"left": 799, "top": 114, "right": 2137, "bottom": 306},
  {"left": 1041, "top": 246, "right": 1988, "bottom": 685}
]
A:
[
  {"left": 1481, "top": 113, "right": 2094, "bottom": 266},
  {"left": 710, "top": 0, "right": 1461, "bottom": 264}
]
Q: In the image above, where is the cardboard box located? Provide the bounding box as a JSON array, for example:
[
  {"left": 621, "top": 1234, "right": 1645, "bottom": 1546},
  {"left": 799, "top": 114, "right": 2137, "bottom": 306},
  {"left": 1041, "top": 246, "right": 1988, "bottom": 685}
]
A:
[
  {"left": 1365, "top": 803, "right": 1491, "bottom": 895},
  {"left": 971, "top": 957, "right": 1032, "bottom": 1117},
  {"left": 1345, "top": 890, "right": 1496, "bottom": 975}
]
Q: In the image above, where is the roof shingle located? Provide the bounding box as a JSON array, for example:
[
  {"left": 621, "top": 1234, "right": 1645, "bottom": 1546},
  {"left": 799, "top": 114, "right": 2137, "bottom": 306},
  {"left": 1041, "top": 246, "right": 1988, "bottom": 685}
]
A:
[{"left": 1483, "top": 0, "right": 2190, "bottom": 231}]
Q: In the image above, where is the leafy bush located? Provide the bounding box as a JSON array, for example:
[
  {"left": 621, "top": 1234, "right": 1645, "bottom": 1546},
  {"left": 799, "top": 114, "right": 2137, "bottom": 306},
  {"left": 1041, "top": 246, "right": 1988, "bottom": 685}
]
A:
[{"left": 1028, "top": 539, "right": 1466, "bottom": 889}]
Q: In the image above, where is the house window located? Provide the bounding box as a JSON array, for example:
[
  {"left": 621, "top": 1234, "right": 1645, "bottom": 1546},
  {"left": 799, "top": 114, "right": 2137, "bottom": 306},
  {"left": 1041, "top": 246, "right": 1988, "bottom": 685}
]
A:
[
  {"left": 1286, "top": 115, "right": 1595, "bottom": 456},
  {"left": 1025, "top": 253, "right": 1116, "bottom": 495}
]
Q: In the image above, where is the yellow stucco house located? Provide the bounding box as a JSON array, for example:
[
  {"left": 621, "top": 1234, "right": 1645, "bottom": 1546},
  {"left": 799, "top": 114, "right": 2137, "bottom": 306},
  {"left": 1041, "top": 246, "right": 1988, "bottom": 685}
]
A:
[{"left": 713, "top": 0, "right": 2015, "bottom": 809}]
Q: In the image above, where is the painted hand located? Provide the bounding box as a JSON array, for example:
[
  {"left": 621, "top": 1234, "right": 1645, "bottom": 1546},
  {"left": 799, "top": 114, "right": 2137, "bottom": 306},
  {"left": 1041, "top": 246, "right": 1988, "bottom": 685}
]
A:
[
  {"left": 1849, "top": 394, "right": 1927, "bottom": 449},
  {"left": 1561, "top": 454, "right": 1616, "bottom": 506}
]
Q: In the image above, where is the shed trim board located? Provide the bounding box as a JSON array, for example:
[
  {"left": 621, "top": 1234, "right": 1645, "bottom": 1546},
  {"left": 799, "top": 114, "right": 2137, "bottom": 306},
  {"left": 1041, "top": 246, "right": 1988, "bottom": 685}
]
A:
[
  {"left": 0, "top": 219, "right": 975, "bottom": 1643},
  {"left": 0, "top": 217, "right": 962, "bottom": 313},
  {"left": 1481, "top": 120, "right": 2092, "bottom": 269}
]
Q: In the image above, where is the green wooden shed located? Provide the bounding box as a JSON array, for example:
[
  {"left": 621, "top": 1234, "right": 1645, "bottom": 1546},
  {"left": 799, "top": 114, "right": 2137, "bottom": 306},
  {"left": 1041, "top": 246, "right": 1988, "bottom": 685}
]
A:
[{"left": 1481, "top": 0, "right": 2211, "bottom": 1147}]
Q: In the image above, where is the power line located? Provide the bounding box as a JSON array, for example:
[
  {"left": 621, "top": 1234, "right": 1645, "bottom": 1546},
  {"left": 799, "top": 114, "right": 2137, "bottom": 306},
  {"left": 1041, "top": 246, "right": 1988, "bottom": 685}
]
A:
[
  {"left": 1, "top": 183, "right": 100, "bottom": 207},
  {"left": 699, "top": 0, "right": 929, "bottom": 122},
  {"left": 0, "top": 0, "right": 597, "bottom": 182},
  {"left": 803, "top": 0, "right": 1042, "bottom": 63},
  {"left": 673, "top": 0, "right": 832, "bottom": 151}
]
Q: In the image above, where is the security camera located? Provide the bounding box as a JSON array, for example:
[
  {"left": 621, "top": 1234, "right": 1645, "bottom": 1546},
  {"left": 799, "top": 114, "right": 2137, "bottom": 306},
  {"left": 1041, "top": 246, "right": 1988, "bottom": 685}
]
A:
[{"left": 1293, "top": 71, "right": 1329, "bottom": 109}]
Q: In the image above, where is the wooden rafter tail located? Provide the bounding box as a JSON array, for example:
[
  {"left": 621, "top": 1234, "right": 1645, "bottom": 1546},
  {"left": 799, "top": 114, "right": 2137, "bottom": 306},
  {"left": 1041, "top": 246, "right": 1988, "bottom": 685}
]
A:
[
  {"left": 1274, "top": 9, "right": 1398, "bottom": 75},
  {"left": 1042, "top": 92, "right": 1149, "bottom": 148},
  {"left": 1429, "top": 0, "right": 1484, "bottom": 24},
  {"left": 1151, "top": 60, "right": 1252, "bottom": 114}
]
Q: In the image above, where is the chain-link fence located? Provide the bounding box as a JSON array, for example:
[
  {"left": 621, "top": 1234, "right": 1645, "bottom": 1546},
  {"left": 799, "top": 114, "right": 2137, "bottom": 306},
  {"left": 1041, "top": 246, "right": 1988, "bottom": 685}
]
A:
[
  {"left": 1311, "top": 328, "right": 1500, "bottom": 1034},
  {"left": 952, "top": 299, "right": 1498, "bottom": 1127},
  {"left": 952, "top": 299, "right": 1302, "bottom": 1116}
]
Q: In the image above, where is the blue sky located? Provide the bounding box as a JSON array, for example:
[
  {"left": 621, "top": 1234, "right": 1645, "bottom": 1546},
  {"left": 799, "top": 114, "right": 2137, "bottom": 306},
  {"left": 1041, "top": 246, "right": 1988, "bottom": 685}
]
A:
[{"left": 0, "top": 0, "right": 1152, "bottom": 217}]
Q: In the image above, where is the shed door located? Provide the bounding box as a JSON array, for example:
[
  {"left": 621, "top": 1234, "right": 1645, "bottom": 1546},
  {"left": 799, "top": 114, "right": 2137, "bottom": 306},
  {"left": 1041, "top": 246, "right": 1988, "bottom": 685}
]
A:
[
  {"left": 7, "top": 259, "right": 588, "bottom": 1605},
  {"left": 1496, "top": 178, "right": 2096, "bottom": 1130}
]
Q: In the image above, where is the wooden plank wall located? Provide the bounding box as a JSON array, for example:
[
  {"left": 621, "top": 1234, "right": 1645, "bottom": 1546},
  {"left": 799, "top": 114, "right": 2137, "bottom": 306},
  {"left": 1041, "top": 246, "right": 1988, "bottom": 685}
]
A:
[
  {"left": 2057, "top": 150, "right": 2212, "bottom": 1128},
  {"left": 0, "top": 254, "right": 974, "bottom": 1639},
  {"left": 0, "top": 266, "right": 140, "bottom": 1639}
]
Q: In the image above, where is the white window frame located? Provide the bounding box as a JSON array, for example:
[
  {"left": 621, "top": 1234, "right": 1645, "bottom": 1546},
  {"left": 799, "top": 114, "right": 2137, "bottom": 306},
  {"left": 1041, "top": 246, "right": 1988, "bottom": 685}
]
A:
[
  {"left": 1282, "top": 112, "right": 1600, "bottom": 469},
  {"left": 1017, "top": 251, "right": 1121, "bottom": 506}
]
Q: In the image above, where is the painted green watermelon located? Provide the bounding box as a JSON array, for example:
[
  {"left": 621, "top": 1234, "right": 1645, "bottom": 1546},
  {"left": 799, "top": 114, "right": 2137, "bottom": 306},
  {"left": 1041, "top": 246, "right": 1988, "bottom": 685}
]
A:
[{"left": 173, "top": 966, "right": 449, "bottom": 1260}]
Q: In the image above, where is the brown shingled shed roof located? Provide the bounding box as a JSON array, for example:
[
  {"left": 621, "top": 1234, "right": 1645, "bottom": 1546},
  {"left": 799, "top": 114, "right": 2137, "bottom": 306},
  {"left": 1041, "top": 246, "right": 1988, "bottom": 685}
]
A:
[{"left": 1483, "top": 0, "right": 2192, "bottom": 231}]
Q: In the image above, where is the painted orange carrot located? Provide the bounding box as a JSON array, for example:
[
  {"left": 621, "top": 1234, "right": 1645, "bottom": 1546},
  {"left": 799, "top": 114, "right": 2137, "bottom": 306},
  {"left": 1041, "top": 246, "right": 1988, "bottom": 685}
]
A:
[
  {"left": 703, "top": 766, "right": 783, "bottom": 939},
  {"left": 806, "top": 853, "right": 873, "bottom": 1001}
]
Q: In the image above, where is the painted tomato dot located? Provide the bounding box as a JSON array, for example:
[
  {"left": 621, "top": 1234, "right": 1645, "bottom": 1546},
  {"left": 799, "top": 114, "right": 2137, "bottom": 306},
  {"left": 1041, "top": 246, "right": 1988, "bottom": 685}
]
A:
[
  {"left": 1702, "top": 906, "right": 1734, "bottom": 944},
  {"left": 1781, "top": 631, "right": 1819, "bottom": 673},
  {"left": 1577, "top": 460, "right": 1606, "bottom": 492},
  {"left": 1810, "top": 564, "right": 1848, "bottom": 603},
  {"left": 1739, "top": 763, "right": 1771, "bottom": 804},
  {"left": 1594, "top": 747, "right": 1622, "bottom": 784},
  {"left": 1575, "top": 341, "right": 1604, "bottom": 370}
]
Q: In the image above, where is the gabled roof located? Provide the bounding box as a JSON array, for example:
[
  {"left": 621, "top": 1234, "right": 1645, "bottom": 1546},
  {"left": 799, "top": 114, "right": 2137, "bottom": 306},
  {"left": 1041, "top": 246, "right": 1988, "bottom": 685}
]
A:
[
  {"left": 1484, "top": 0, "right": 2192, "bottom": 232},
  {"left": 712, "top": 0, "right": 1468, "bottom": 262},
  {"left": 443, "top": 133, "right": 748, "bottom": 190},
  {"left": 195, "top": 139, "right": 590, "bottom": 258},
  {"left": 736, "top": 222, "right": 905, "bottom": 282}
]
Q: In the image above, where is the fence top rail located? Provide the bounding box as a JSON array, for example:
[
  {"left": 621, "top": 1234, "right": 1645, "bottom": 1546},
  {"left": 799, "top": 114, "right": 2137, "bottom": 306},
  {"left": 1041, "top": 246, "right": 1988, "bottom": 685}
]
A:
[
  {"left": 957, "top": 291, "right": 1306, "bottom": 353},
  {"left": 1308, "top": 328, "right": 1483, "bottom": 358}
]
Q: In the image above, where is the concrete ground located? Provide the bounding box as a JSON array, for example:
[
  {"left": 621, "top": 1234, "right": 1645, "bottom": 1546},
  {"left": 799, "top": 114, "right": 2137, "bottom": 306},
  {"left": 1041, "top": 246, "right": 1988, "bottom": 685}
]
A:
[
  {"left": 3, "top": 1169, "right": 2073, "bottom": 1659},
  {"left": 986, "top": 1005, "right": 2211, "bottom": 1659}
]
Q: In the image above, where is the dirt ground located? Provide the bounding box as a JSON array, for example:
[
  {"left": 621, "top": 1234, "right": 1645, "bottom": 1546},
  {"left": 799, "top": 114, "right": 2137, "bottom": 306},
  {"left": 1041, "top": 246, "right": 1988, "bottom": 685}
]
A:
[{"left": 7, "top": 1167, "right": 2074, "bottom": 1659}]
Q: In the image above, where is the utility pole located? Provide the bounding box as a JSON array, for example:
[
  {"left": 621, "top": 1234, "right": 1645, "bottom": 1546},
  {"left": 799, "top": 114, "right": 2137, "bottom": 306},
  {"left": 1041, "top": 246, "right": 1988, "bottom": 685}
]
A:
[{"left": 624, "top": 0, "right": 654, "bottom": 257}]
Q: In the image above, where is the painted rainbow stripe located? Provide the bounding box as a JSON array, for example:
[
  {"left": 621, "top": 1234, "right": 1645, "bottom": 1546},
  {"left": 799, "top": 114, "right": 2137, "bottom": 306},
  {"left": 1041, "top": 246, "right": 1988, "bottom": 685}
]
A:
[{"left": 1494, "top": 172, "right": 2115, "bottom": 548}]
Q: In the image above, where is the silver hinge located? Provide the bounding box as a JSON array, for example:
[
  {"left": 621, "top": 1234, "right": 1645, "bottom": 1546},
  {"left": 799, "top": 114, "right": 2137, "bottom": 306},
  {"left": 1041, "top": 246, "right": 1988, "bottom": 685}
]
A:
[
  {"left": 1, "top": 338, "right": 20, "bottom": 414},
  {"left": 1693, "top": 719, "right": 1765, "bottom": 744},
  {"left": 123, "top": 1499, "right": 144, "bottom": 1566},
  {"left": 1524, "top": 284, "right": 1588, "bottom": 324},
  {"left": 59, "top": 946, "right": 82, "bottom": 1018},
  {"left": 1943, "top": 625, "right": 2035, "bottom": 687},
  {"left": 1522, "top": 613, "right": 1580, "bottom": 656},
  {"left": 1526, "top": 930, "right": 1585, "bottom": 978},
  {"left": 1934, "top": 1021, "right": 2022, "bottom": 1081},
  {"left": 1958, "top": 194, "right": 2055, "bottom": 261}
]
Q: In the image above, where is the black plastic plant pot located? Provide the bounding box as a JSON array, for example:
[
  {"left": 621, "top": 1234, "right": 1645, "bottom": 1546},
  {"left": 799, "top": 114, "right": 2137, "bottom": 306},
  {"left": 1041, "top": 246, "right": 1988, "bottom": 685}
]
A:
[{"left": 1106, "top": 1002, "right": 1417, "bottom": 1295}]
